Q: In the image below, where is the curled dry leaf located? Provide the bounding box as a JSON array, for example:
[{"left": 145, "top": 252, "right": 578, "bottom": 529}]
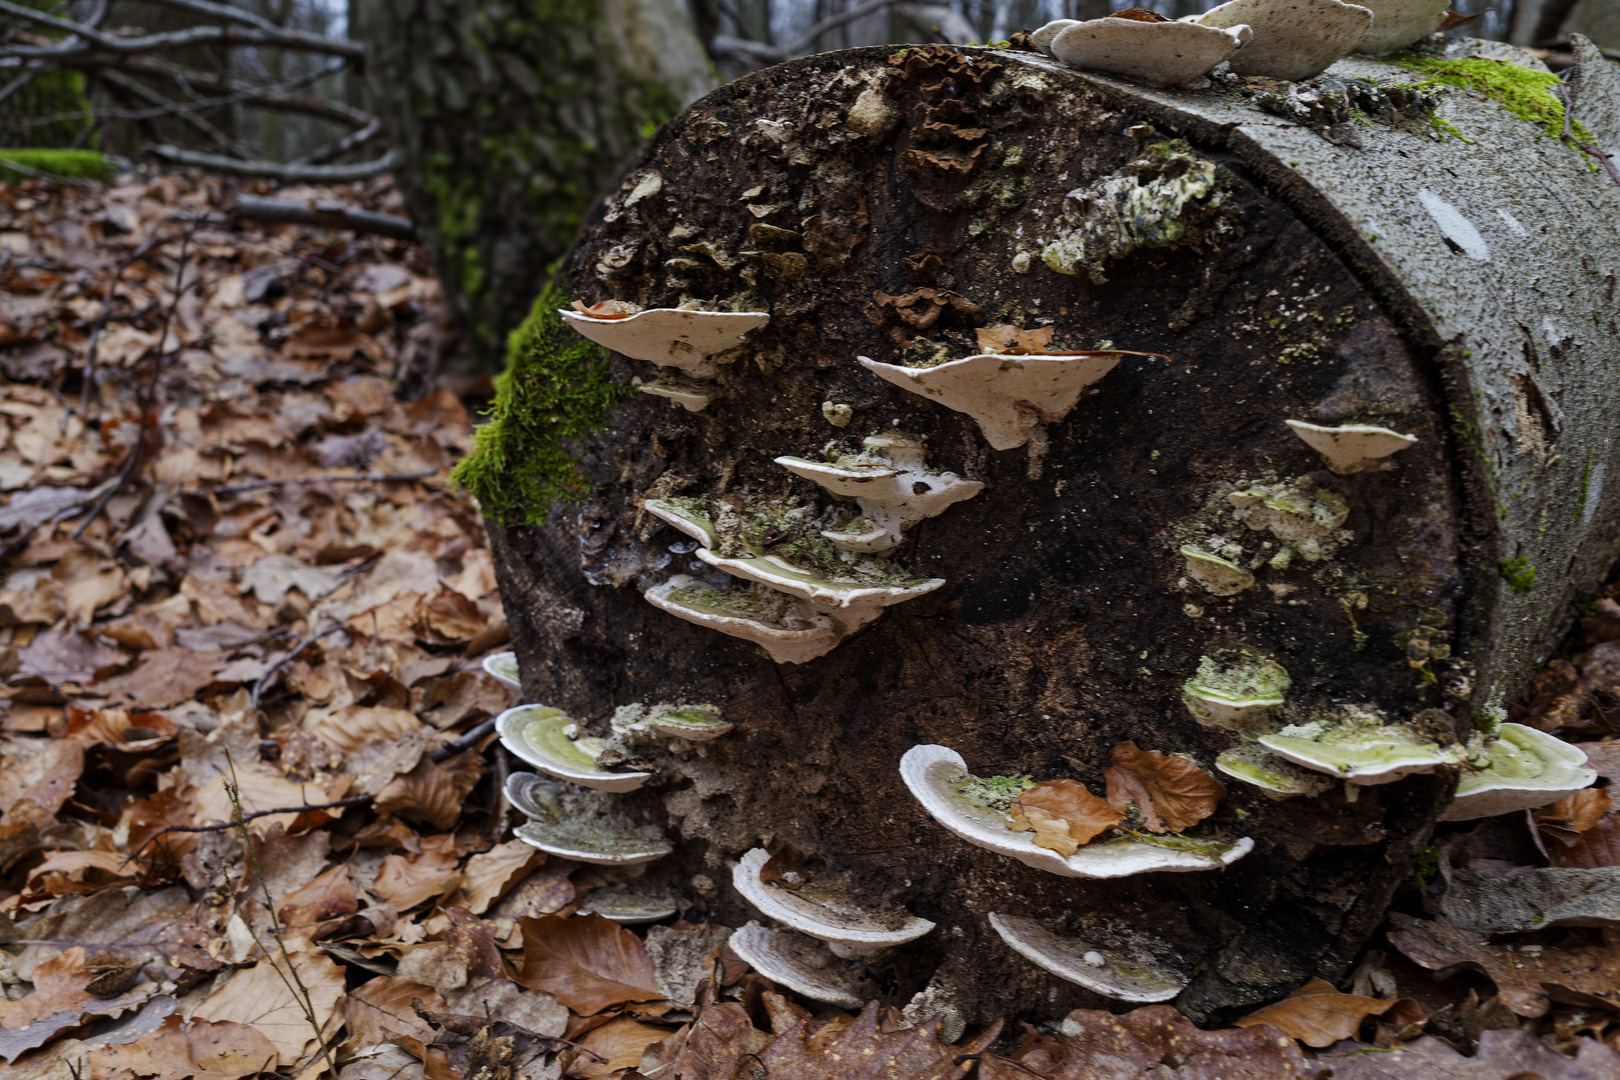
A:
[
  {"left": 88, "top": 1015, "right": 281, "bottom": 1080},
  {"left": 1113, "top": 6, "right": 1173, "bottom": 20},
  {"left": 517, "top": 913, "right": 663, "bottom": 1015},
  {"left": 373, "top": 749, "right": 484, "bottom": 832},
  {"left": 572, "top": 299, "right": 639, "bottom": 320},
  {"left": 342, "top": 976, "right": 447, "bottom": 1050},
  {"left": 1008, "top": 778, "right": 1123, "bottom": 856},
  {"left": 1104, "top": 741, "right": 1223, "bottom": 834},
  {"left": 1317, "top": 1026, "right": 1620, "bottom": 1079},
  {"left": 976, "top": 324, "right": 1055, "bottom": 355},
  {"left": 1233, "top": 978, "right": 1398, "bottom": 1048},
  {"left": 569, "top": 1016, "right": 678, "bottom": 1079},
  {"left": 190, "top": 942, "right": 346, "bottom": 1061}
]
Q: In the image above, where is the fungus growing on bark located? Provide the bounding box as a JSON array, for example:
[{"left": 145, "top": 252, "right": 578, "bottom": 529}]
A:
[
  {"left": 560, "top": 305, "right": 770, "bottom": 378},
  {"left": 644, "top": 576, "right": 839, "bottom": 665},
  {"left": 695, "top": 549, "right": 943, "bottom": 636},
  {"left": 482, "top": 651, "right": 521, "bottom": 691},
  {"left": 857, "top": 350, "right": 1148, "bottom": 451},
  {"left": 727, "top": 923, "right": 877, "bottom": 1009},
  {"left": 1352, "top": 0, "right": 1449, "bottom": 55},
  {"left": 1040, "top": 14, "right": 1253, "bottom": 88},
  {"left": 504, "top": 772, "right": 673, "bottom": 865},
  {"left": 616, "top": 702, "right": 733, "bottom": 743},
  {"left": 775, "top": 433, "right": 983, "bottom": 553},
  {"left": 900, "top": 745, "right": 1253, "bottom": 877},
  {"left": 578, "top": 883, "right": 681, "bottom": 924},
  {"left": 1285, "top": 419, "right": 1418, "bottom": 474},
  {"left": 1182, "top": 652, "right": 1291, "bottom": 732},
  {"left": 1259, "top": 709, "right": 1464, "bottom": 784},
  {"left": 638, "top": 374, "right": 716, "bottom": 412},
  {"left": 1031, "top": 19, "right": 1079, "bottom": 54},
  {"left": 1441, "top": 724, "right": 1597, "bottom": 821},
  {"left": 1215, "top": 745, "right": 1336, "bottom": 799},
  {"left": 1193, "top": 0, "right": 1371, "bottom": 81},
  {"left": 986, "top": 913, "right": 1190, "bottom": 1003},
  {"left": 496, "top": 704, "right": 653, "bottom": 793},
  {"left": 1180, "top": 546, "right": 1255, "bottom": 597},
  {"left": 731, "top": 848, "right": 935, "bottom": 959},
  {"left": 1228, "top": 479, "right": 1350, "bottom": 561}
]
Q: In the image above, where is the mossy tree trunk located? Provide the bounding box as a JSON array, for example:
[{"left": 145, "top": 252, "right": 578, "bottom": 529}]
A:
[
  {"left": 480, "top": 38, "right": 1620, "bottom": 1025},
  {"left": 354, "top": 0, "right": 717, "bottom": 369}
]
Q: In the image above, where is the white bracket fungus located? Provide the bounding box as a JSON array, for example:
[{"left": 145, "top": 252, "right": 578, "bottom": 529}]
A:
[
  {"left": 1352, "top": 0, "right": 1449, "bottom": 55},
  {"left": 1259, "top": 711, "right": 1464, "bottom": 785},
  {"left": 1180, "top": 546, "right": 1255, "bottom": 597},
  {"left": 1285, "top": 419, "right": 1418, "bottom": 474},
  {"left": 613, "top": 702, "right": 733, "bottom": 743},
  {"left": 561, "top": 307, "right": 770, "bottom": 378},
  {"left": 900, "top": 744, "right": 1253, "bottom": 877},
  {"left": 1182, "top": 653, "right": 1291, "bottom": 732},
  {"left": 1041, "top": 16, "right": 1253, "bottom": 88},
  {"left": 644, "top": 577, "right": 839, "bottom": 665},
  {"left": 697, "top": 549, "right": 943, "bottom": 636},
  {"left": 727, "top": 922, "right": 876, "bottom": 1009},
  {"left": 1228, "top": 479, "right": 1350, "bottom": 561},
  {"left": 858, "top": 351, "right": 1135, "bottom": 451},
  {"left": 731, "top": 848, "right": 935, "bottom": 960},
  {"left": 986, "top": 913, "right": 1189, "bottom": 1004},
  {"left": 578, "top": 884, "right": 680, "bottom": 925},
  {"left": 482, "top": 651, "right": 521, "bottom": 692},
  {"left": 1193, "top": 0, "right": 1371, "bottom": 81},
  {"left": 638, "top": 375, "right": 716, "bottom": 412},
  {"left": 1441, "top": 723, "right": 1598, "bottom": 821},
  {"left": 1215, "top": 745, "right": 1336, "bottom": 799},
  {"left": 504, "top": 772, "right": 673, "bottom": 865},
  {"left": 775, "top": 433, "right": 984, "bottom": 553},
  {"left": 1031, "top": 19, "right": 1079, "bottom": 54},
  {"left": 643, "top": 498, "right": 719, "bottom": 549},
  {"left": 496, "top": 704, "right": 653, "bottom": 793}
]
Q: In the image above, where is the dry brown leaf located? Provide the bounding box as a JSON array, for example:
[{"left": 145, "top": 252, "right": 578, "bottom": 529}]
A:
[
  {"left": 0, "top": 736, "right": 85, "bottom": 821},
  {"left": 420, "top": 587, "right": 486, "bottom": 643},
  {"left": 191, "top": 942, "right": 345, "bottom": 1061},
  {"left": 1550, "top": 814, "right": 1620, "bottom": 869},
  {"left": 489, "top": 861, "right": 577, "bottom": 920},
  {"left": 276, "top": 864, "right": 359, "bottom": 932},
  {"left": 89, "top": 1015, "right": 280, "bottom": 1079},
  {"left": 373, "top": 750, "right": 483, "bottom": 831},
  {"left": 0, "top": 946, "right": 98, "bottom": 1030},
  {"left": 1233, "top": 978, "right": 1396, "bottom": 1048},
  {"left": 1103, "top": 741, "right": 1224, "bottom": 834},
  {"left": 571, "top": 299, "right": 638, "bottom": 319},
  {"left": 342, "top": 976, "right": 446, "bottom": 1049},
  {"left": 370, "top": 834, "right": 461, "bottom": 910},
  {"left": 193, "top": 765, "right": 352, "bottom": 837},
  {"left": 569, "top": 1016, "right": 677, "bottom": 1079},
  {"left": 517, "top": 913, "right": 663, "bottom": 1015},
  {"left": 755, "top": 999, "right": 1002, "bottom": 1080},
  {"left": 1008, "top": 779, "right": 1122, "bottom": 856},
  {"left": 94, "top": 647, "right": 227, "bottom": 709},
  {"left": 55, "top": 551, "right": 126, "bottom": 628},
  {"left": 448, "top": 839, "right": 546, "bottom": 915},
  {"left": 976, "top": 324, "right": 1055, "bottom": 355},
  {"left": 392, "top": 1034, "right": 462, "bottom": 1080},
  {"left": 1317, "top": 1026, "right": 1620, "bottom": 1079}
]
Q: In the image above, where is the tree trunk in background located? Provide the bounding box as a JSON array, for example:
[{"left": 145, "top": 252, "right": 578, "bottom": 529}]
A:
[
  {"left": 483, "top": 37, "right": 1620, "bottom": 1026},
  {"left": 354, "top": 0, "right": 716, "bottom": 369}
]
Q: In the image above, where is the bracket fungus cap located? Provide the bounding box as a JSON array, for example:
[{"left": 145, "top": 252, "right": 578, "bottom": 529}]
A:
[
  {"left": 644, "top": 577, "right": 839, "bottom": 665},
  {"left": 560, "top": 308, "right": 769, "bottom": 378},
  {"left": 727, "top": 923, "right": 876, "bottom": 1009},
  {"left": 637, "top": 704, "right": 733, "bottom": 742},
  {"left": 1440, "top": 724, "right": 1597, "bottom": 821},
  {"left": 638, "top": 378, "right": 716, "bottom": 412},
  {"left": 513, "top": 820, "right": 673, "bottom": 865},
  {"left": 987, "top": 913, "right": 1189, "bottom": 1004},
  {"left": 695, "top": 549, "right": 943, "bottom": 633},
  {"left": 1285, "top": 419, "right": 1418, "bottom": 474},
  {"left": 643, "top": 499, "right": 720, "bottom": 550},
  {"left": 578, "top": 884, "right": 681, "bottom": 924},
  {"left": 1194, "top": 0, "right": 1372, "bottom": 80},
  {"left": 731, "top": 848, "right": 935, "bottom": 953},
  {"left": 1215, "top": 745, "right": 1336, "bottom": 799},
  {"left": 1048, "top": 17, "right": 1253, "bottom": 88},
  {"left": 496, "top": 704, "right": 653, "bottom": 793},
  {"left": 1182, "top": 653, "right": 1290, "bottom": 732},
  {"left": 482, "top": 651, "right": 521, "bottom": 692},
  {"left": 900, "top": 744, "right": 1253, "bottom": 877},
  {"left": 1180, "top": 547, "right": 1255, "bottom": 597},
  {"left": 1259, "top": 720, "right": 1463, "bottom": 784},
  {"left": 1031, "top": 18, "right": 1080, "bottom": 54},
  {"left": 857, "top": 352, "right": 1134, "bottom": 451},
  {"left": 1352, "top": 0, "right": 1449, "bottom": 55}
]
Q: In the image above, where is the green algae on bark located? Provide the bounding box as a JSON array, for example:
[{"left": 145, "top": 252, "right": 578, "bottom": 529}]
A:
[
  {"left": 1386, "top": 54, "right": 1597, "bottom": 148},
  {"left": 0, "top": 149, "right": 117, "bottom": 182}
]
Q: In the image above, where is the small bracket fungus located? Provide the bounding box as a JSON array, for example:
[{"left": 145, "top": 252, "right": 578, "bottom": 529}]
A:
[
  {"left": 727, "top": 922, "right": 877, "bottom": 1009},
  {"left": 696, "top": 549, "right": 943, "bottom": 637},
  {"left": 900, "top": 745, "right": 1253, "bottom": 877},
  {"left": 1259, "top": 710, "right": 1464, "bottom": 785},
  {"left": 1352, "top": 0, "right": 1449, "bottom": 55},
  {"left": 1228, "top": 479, "right": 1350, "bottom": 561},
  {"left": 578, "top": 883, "right": 681, "bottom": 924},
  {"left": 1285, "top": 419, "right": 1418, "bottom": 474},
  {"left": 732, "top": 848, "right": 935, "bottom": 960},
  {"left": 1044, "top": 16, "right": 1253, "bottom": 89},
  {"left": 504, "top": 772, "right": 673, "bottom": 865},
  {"left": 644, "top": 576, "right": 840, "bottom": 665},
  {"left": 1182, "top": 652, "right": 1290, "bottom": 732},
  {"left": 560, "top": 307, "right": 770, "bottom": 379},
  {"left": 1193, "top": 0, "right": 1371, "bottom": 81},
  {"left": 1180, "top": 546, "right": 1255, "bottom": 597},
  {"left": 986, "top": 913, "right": 1189, "bottom": 1004},
  {"left": 638, "top": 375, "right": 716, "bottom": 413},
  {"left": 643, "top": 498, "right": 720, "bottom": 550},
  {"left": 775, "top": 433, "right": 983, "bottom": 553},
  {"left": 858, "top": 352, "right": 1139, "bottom": 451},
  {"left": 1031, "top": 19, "right": 1078, "bottom": 54},
  {"left": 615, "top": 702, "right": 733, "bottom": 743},
  {"left": 496, "top": 704, "right": 653, "bottom": 793},
  {"left": 1215, "top": 745, "right": 1335, "bottom": 799},
  {"left": 482, "top": 651, "right": 521, "bottom": 692},
  {"left": 1440, "top": 724, "right": 1597, "bottom": 821}
]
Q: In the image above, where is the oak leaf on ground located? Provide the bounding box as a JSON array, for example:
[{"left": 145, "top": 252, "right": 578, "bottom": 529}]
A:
[
  {"left": 976, "top": 324, "right": 1055, "bottom": 355},
  {"left": 1008, "top": 779, "right": 1122, "bottom": 856},
  {"left": 372, "top": 750, "right": 483, "bottom": 832},
  {"left": 1233, "top": 977, "right": 1398, "bottom": 1048},
  {"left": 1103, "top": 741, "right": 1224, "bottom": 834},
  {"left": 517, "top": 913, "right": 663, "bottom": 1015}
]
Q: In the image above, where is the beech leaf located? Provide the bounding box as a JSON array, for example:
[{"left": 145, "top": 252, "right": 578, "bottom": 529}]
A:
[
  {"left": 1008, "top": 779, "right": 1123, "bottom": 855},
  {"left": 1233, "top": 978, "right": 1396, "bottom": 1048},
  {"left": 1103, "top": 741, "right": 1223, "bottom": 834},
  {"left": 517, "top": 913, "right": 663, "bottom": 1015}
]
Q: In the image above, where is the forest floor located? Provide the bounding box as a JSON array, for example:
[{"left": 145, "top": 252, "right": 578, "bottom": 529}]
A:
[{"left": 1, "top": 172, "right": 1618, "bottom": 1080}]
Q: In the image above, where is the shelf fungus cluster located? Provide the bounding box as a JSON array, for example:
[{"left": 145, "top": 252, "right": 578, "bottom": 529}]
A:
[
  {"left": 561, "top": 300, "right": 770, "bottom": 410},
  {"left": 502, "top": 771, "right": 672, "bottom": 865},
  {"left": 986, "top": 913, "right": 1193, "bottom": 1004},
  {"left": 641, "top": 435, "right": 977, "bottom": 663}
]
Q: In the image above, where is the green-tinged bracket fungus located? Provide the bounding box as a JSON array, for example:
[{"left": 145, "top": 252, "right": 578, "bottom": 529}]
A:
[
  {"left": 504, "top": 772, "right": 673, "bottom": 865},
  {"left": 577, "top": 877, "right": 682, "bottom": 924},
  {"left": 1285, "top": 419, "right": 1418, "bottom": 474},
  {"left": 482, "top": 651, "right": 522, "bottom": 692},
  {"left": 1259, "top": 709, "right": 1465, "bottom": 786},
  {"left": 900, "top": 745, "right": 1252, "bottom": 877},
  {"left": 1194, "top": 0, "right": 1372, "bottom": 82},
  {"left": 1038, "top": 14, "right": 1254, "bottom": 88},
  {"left": 731, "top": 847, "right": 935, "bottom": 960},
  {"left": 1441, "top": 723, "right": 1598, "bottom": 821},
  {"left": 1182, "top": 652, "right": 1291, "bottom": 733},
  {"left": 1215, "top": 745, "right": 1337, "bottom": 799},
  {"left": 496, "top": 704, "right": 654, "bottom": 792},
  {"left": 643, "top": 576, "right": 840, "bottom": 664},
  {"left": 1352, "top": 0, "right": 1451, "bottom": 54},
  {"left": 1180, "top": 547, "right": 1256, "bottom": 597},
  {"left": 986, "top": 912, "right": 1191, "bottom": 1004},
  {"left": 728, "top": 922, "right": 878, "bottom": 1009}
]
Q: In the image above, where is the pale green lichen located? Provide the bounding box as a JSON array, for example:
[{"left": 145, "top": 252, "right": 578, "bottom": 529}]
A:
[
  {"left": 1183, "top": 651, "right": 1290, "bottom": 732},
  {"left": 955, "top": 774, "right": 1034, "bottom": 814},
  {"left": 1386, "top": 54, "right": 1597, "bottom": 149},
  {"left": 1228, "top": 478, "right": 1350, "bottom": 561}
]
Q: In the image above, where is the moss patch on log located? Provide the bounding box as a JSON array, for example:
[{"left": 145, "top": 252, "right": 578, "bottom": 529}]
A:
[
  {"left": 0, "top": 149, "right": 116, "bottom": 182},
  {"left": 1386, "top": 54, "right": 1596, "bottom": 147},
  {"left": 450, "top": 276, "right": 634, "bottom": 526}
]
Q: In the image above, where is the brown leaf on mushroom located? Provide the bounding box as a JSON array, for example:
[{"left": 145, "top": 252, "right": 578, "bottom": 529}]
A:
[
  {"left": 1233, "top": 977, "right": 1399, "bottom": 1048},
  {"left": 571, "top": 299, "right": 639, "bottom": 320},
  {"left": 976, "top": 324, "right": 1055, "bottom": 355},
  {"left": 1112, "top": 6, "right": 1172, "bottom": 20},
  {"left": 1008, "top": 779, "right": 1123, "bottom": 856},
  {"left": 1103, "top": 742, "right": 1224, "bottom": 834},
  {"left": 1538, "top": 787, "right": 1620, "bottom": 869}
]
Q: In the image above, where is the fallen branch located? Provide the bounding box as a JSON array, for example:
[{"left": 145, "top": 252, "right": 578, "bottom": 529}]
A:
[
  {"left": 0, "top": 0, "right": 364, "bottom": 62},
  {"left": 148, "top": 144, "right": 397, "bottom": 182},
  {"left": 226, "top": 197, "right": 416, "bottom": 243}
]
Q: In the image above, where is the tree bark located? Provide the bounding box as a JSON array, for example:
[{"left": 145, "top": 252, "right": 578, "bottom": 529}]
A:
[
  {"left": 354, "top": 0, "right": 716, "bottom": 369},
  {"left": 487, "top": 37, "right": 1620, "bottom": 1025}
]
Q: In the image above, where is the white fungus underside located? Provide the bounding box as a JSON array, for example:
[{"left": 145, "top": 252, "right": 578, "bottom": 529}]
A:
[
  {"left": 987, "top": 912, "right": 1187, "bottom": 1003},
  {"left": 732, "top": 848, "right": 935, "bottom": 948}
]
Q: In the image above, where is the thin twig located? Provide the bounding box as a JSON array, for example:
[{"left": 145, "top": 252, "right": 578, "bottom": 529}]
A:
[
  {"left": 147, "top": 144, "right": 398, "bottom": 182},
  {"left": 126, "top": 795, "right": 371, "bottom": 861},
  {"left": 225, "top": 198, "right": 415, "bottom": 243},
  {"left": 251, "top": 623, "right": 345, "bottom": 710},
  {"left": 1554, "top": 79, "right": 1620, "bottom": 190},
  {"left": 428, "top": 717, "right": 498, "bottom": 764},
  {"left": 0, "top": 0, "right": 364, "bottom": 61}
]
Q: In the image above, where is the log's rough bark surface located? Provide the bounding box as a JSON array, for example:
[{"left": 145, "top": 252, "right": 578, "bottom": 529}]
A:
[{"left": 488, "top": 37, "right": 1620, "bottom": 1025}]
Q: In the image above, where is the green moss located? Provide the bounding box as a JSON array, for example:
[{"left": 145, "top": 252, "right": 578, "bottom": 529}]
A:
[
  {"left": 1498, "top": 555, "right": 1537, "bottom": 594},
  {"left": 955, "top": 774, "right": 1034, "bottom": 813},
  {"left": 1413, "top": 843, "right": 1439, "bottom": 888},
  {"left": 1387, "top": 55, "right": 1596, "bottom": 147},
  {"left": 449, "top": 275, "right": 634, "bottom": 526},
  {"left": 0, "top": 149, "right": 116, "bottom": 182}
]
